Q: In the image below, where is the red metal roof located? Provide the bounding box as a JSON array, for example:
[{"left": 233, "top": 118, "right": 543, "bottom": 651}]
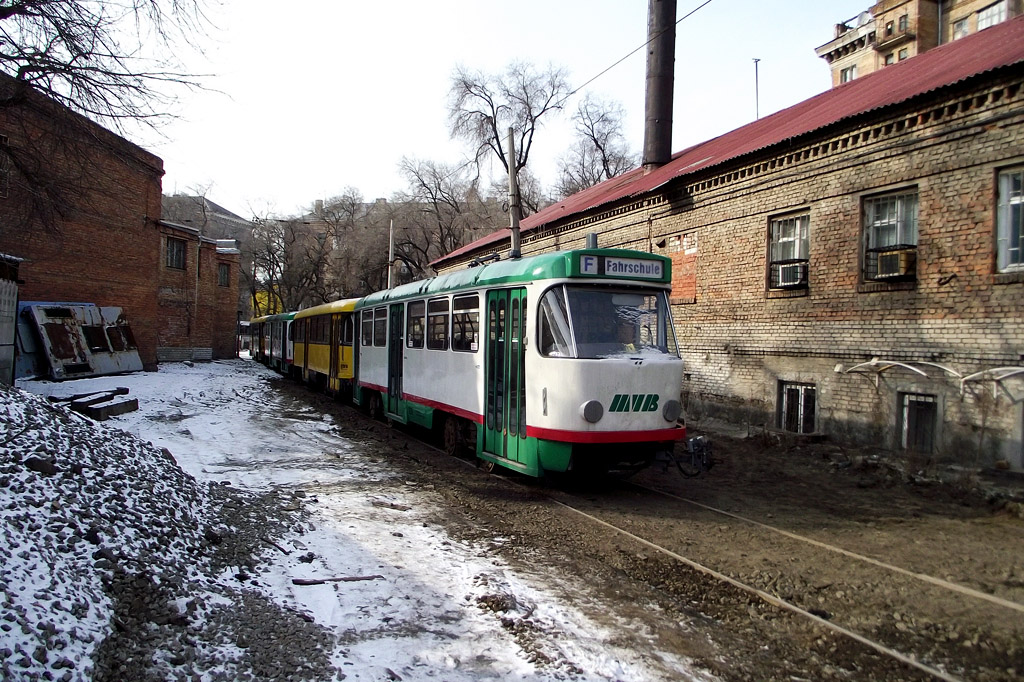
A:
[{"left": 435, "top": 15, "right": 1024, "bottom": 267}]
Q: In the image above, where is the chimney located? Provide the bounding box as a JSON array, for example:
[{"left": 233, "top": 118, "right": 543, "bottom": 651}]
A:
[{"left": 642, "top": 0, "right": 676, "bottom": 172}]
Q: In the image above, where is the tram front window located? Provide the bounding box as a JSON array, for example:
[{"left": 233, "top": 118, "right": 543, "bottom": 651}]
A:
[{"left": 538, "top": 285, "right": 679, "bottom": 358}]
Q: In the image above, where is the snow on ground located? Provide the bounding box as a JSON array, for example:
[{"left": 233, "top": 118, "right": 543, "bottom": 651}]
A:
[{"left": 8, "top": 359, "right": 708, "bottom": 681}]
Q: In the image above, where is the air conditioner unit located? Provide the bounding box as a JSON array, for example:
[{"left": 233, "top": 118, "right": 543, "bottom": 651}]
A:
[
  {"left": 778, "top": 263, "right": 806, "bottom": 287},
  {"left": 875, "top": 248, "right": 916, "bottom": 278}
]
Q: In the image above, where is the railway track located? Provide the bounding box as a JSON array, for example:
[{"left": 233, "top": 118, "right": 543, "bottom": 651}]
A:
[{"left": 415, "top": 438, "right": 1023, "bottom": 680}]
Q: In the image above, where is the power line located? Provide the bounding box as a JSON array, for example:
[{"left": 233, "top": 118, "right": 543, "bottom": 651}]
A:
[{"left": 567, "top": 0, "right": 717, "bottom": 99}]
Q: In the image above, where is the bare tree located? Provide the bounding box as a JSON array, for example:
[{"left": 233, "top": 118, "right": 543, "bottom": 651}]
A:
[
  {"left": 0, "top": 0, "right": 208, "bottom": 129},
  {"left": 448, "top": 61, "right": 570, "bottom": 198},
  {"left": 555, "top": 94, "right": 637, "bottom": 198}
]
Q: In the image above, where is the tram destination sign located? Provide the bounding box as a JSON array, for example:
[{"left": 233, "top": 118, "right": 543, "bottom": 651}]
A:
[{"left": 579, "top": 254, "right": 664, "bottom": 280}]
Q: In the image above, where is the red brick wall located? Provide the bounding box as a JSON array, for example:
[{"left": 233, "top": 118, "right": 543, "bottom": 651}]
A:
[{"left": 0, "top": 85, "right": 163, "bottom": 370}]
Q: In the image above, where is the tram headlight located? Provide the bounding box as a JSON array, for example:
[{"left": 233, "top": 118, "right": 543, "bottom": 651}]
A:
[
  {"left": 662, "top": 399, "right": 682, "bottom": 423},
  {"left": 580, "top": 400, "right": 604, "bottom": 423}
]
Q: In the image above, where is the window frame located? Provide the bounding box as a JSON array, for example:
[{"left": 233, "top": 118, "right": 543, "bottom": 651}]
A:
[
  {"left": 217, "top": 262, "right": 230, "bottom": 287},
  {"left": 451, "top": 294, "right": 480, "bottom": 353},
  {"left": 899, "top": 392, "right": 938, "bottom": 453},
  {"left": 978, "top": 0, "right": 1007, "bottom": 30},
  {"left": 426, "top": 297, "right": 449, "bottom": 351},
  {"left": 406, "top": 300, "right": 425, "bottom": 348},
  {"left": 372, "top": 307, "right": 387, "bottom": 347},
  {"left": 862, "top": 188, "right": 919, "bottom": 281},
  {"left": 166, "top": 236, "right": 186, "bottom": 270},
  {"left": 997, "top": 166, "right": 1024, "bottom": 273},
  {"left": 778, "top": 381, "right": 816, "bottom": 434},
  {"left": 768, "top": 212, "right": 810, "bottom": 290},
  {"left": 360, "top": 310, "right": 373, "bottom": 346},
  {"left": 952, "top": 17, "right": 969, "bottom": 40}
]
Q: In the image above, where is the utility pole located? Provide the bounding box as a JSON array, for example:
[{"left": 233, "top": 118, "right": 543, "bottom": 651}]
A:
[
  {"left": 506, "top": 127, "right": 522, "bottom": 259},
  {"left": 753, "top": 58, "right": 761, "bottom": 120}
]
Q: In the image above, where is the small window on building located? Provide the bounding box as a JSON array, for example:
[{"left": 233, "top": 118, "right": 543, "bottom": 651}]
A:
[
  {"left": 427, "top": 297, "right": 449, "bottom": 351},
  {"left": 952, "top": 17, "right": 969, "bottom": 40},
  {"left": 885, "top": 53, "right": 895, "bottom": 65},
  {"left": 452, "top": 294, "right": 479, "bottom": 352},
  {"left": 840, "top": 65, "right": 857, "bottom": 83},
  {"left": 778, "top": 382, "right": 816, "bottom": 434},
  {"left": 372, "top": 307, "right": 387, "bottom": 347},
  {"left": 218, "top": 263, "right": 230, "bottom": 287},
  {"left": 166, "top": 237, "right": 186, "bottom": 270},
  {"left": 898, "top": 48, "right": 908, "bottom": 61},
  {"left": 898, "top": 14, "right": 908, "bottom": 32},
  {"left": 885, "top": 20, "right": 894, "bottom": 36},
  {"left": 0, "top": 136, "right": 10, "bottom": 199},
  {"left": 997, "top": 167, "right": 1024, "bottom": 272},
  {"left": 360, "top": 310, "right": 373, "bottom": 346},
  {"left": 768, "top": 213, "right": 810, "bottom": 289},
  {"left": 863, "top": 189, "right": 919, "bottom": 281},
  {"left": 900, "top": 393, "right": 937, "bottom": 453},
  {"left": 978, "top": 1, "right": 1006, "bottom": 30}
]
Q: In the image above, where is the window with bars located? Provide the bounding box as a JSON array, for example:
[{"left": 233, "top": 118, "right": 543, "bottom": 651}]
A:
[
  {"left": 778, "top": 382, "right": 816, "bottom": 434},
  {"left": 768, "top": 213, "right": 810, "bottom": 289},
  {"left": 978, "top": 0, "right": 1006, "bottom": 30},
  {"left": 863, "top": 190, "right": 919, "bottom": 280},
  {"left": 997, "top": 167, "right": 1024, "bottom": 272}
]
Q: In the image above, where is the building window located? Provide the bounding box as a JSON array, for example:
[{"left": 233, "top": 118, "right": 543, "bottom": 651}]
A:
[
  {"left": 900, "top": 393, "right": 937, "bottom": 453},
  {"left": 768, "top": 213, "right": 809, "bottom": 289},
  {"left": 898, "top": 48, "right": 908, "bottom": 61},
  {"left": 952, "top": 17, "right": 969, "bottom": 40},
  {"left": 166, "top": 237, "right": 186, "bottom": 270},
  {"left": 451, "top": 294, "right": 479, "bottom": 352},
  {"left": 978, "top": 1, "right": 1006, "bottom": 30},
  {"left": 885, "top": 53, "right": 895, "bottom": 65},
  {"left": 997, "top": 167, "right": 1024, "bottom": 272},
  {"left": 406, "top": 300, "right": 425, "bottom": 348},
  {"left": 217, "top": 263, "right": 230, "bottom": 287},
  {"left": 840, "top": 65, "right": 856, "bottom": 83},
  {"left": 898, "top": 14, "right": 908, "bottom": 32},
  {"left": 426, "top": 297, "right": 449, "bottom": 350},
  {"left": 885, "top": 20, "right": 894, "bottom": 36},
  {"left": 778, "top": 382, "right": 816, "bottom": 434},
  {"left": 863, "top": 190, "right": 919, "bottom": 281}
]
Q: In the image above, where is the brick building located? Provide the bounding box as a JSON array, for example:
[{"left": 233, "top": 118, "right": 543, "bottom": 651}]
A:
[
  {"left": 816, "top": 0, "right": 1022, "bottom": 86},
  {"left": 157, "top": 221, "right": 241, "bottom": 361},
  {"left": 0, "top": 75, "right": 240, "bottom": 370},
  {"left": 433, "top": 18, "right": 1024, "bottom": 470}
]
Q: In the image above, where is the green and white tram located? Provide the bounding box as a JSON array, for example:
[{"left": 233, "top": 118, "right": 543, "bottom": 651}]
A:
[{"left": 354, "top": 248, "right": 686, "bottom": 477}]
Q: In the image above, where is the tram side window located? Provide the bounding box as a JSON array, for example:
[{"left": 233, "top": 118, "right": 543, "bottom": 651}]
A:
[
  {"left": 295, "top": 321, "right": 305, "bottom": 343},
  {"left": 341, "top": 315, "right": 354, "bottom": 344},
  {"left": 313, "top": 316, "right": 330, "bottom": 344},
  {"left": 427, "top": 298, "right": 449, "bottom": 350},
  {"left": 406, "top": 300, "right": 425, "bottom": 348},
  {"left": 360, "top": 310, "right": 373, "bottom": 346},
  {"left": 451, "top": 294, "right": 479, "bottom": 352},
  {"left": 373, "top": 308, "right": 387, "bottom": 346},
  {"left": 538, "top": 287, "right": 573, "bottom": 357}
]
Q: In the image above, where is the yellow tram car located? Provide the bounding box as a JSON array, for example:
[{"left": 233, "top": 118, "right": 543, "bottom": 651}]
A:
[{"left": 292, "top": 298, "right": 360, "bottom": 395}]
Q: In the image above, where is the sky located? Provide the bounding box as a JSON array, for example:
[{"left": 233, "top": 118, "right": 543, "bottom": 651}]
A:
[
  {"left": 9, "top": 360, "right": 713, "bottom": 680},
  {"left": 141, "top": 0, "right": 871, "bottom": 219}
]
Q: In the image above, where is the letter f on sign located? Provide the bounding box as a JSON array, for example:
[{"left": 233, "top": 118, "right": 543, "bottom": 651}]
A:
[{"left": 581, "top": 255, "right": 597, "bottom": 275}]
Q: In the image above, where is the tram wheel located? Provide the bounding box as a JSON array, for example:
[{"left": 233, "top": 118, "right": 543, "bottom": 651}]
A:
[
  {"left": 443, "top": 415, "right": 466, "bottom": 458},
  {"left": 367, "top": 392, "right": 383, "bottom": 421}
]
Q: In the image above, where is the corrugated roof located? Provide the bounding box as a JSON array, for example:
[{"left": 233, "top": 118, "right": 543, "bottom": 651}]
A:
[{"left": 435, "top": 15, "right": 1024, "bottom": 267}]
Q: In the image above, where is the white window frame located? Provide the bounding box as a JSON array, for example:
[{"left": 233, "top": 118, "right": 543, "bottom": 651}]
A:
[
  {"left": 952, "top": 17, "right": 969, "bottom": 39},
  {"left": 978, "top": 1, "right": 1007, "bottom": 30},
  {"left": 865, "top": 190, "right": 918, "bottom": 250},
  {"left": 997, "top": 167, "right": 1024, "bottom": 272},
  {"left": 840, "top": 65, "right": 857, "bottom": 83}
]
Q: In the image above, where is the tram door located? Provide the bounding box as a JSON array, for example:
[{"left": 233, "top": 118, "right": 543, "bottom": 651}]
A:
[
  {"left": 484, "top": 289, "right": 527, "bottom": 463},
  {"left": 387, "top": 303, "right": 404, "bottom": 414}
]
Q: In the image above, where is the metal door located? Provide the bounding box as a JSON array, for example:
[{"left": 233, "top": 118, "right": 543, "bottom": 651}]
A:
[
  {"left": 484, "top": 289, "right": 527, "bottom": 462},
  {"left": 387, "top": 303, "right": 404, "bottom": 411}
]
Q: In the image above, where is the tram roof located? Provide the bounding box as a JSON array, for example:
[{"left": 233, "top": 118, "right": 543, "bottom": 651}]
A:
[
  {"left": 293, "top": 297, "right": 361, "bottom": 319},
  {"left": 357, "top": 249, "right": 672, "bottom": 307}
]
